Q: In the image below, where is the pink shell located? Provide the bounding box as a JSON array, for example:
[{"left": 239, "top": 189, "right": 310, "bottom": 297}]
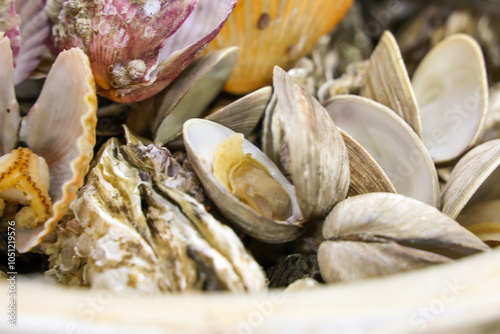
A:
[{"left": 51, "top": 0, "right": 237, "bottom": 103}]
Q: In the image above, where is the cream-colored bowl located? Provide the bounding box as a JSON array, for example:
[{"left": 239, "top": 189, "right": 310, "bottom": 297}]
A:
[{"left": 1, "top": 247, "right": 499, "bottom": 333}]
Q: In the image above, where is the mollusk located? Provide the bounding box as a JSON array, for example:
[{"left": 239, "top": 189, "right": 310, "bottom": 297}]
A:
[
  {"left": 0, "top": 34, "right": 97, "bottom": 252},
  {"left": 49, "top": 0, "right": 237, "bottom": 103},
  {"left": 206, "top": 0, "right": 354, "bottom": 94},
  {"left": 0, "top": 0, "right": 51, "bottom": 84}
]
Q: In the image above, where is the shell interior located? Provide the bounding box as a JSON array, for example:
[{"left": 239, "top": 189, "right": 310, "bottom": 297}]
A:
[
  {"left": 324, "top": 95, "right": 439, "bottom": 207},
  {"left": 412, "top": 34, "right": 488, "bottom": 164},
  {"left": 183, "top": 118, "right": 303, "bottom": 243}
]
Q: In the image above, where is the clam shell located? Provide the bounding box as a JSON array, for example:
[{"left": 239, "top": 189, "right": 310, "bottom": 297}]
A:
[
  {"left": 361, "top": 31, "right": 422, "bottom": 137},
  {"left": 317, "top": 193, "right": 489, "bottom": 283},
  {"left": 324, "top": 95, "right": 440, "bottom": 207},
  {"left": 16, "top": 48, "right": 97, "bottom": 252},
  {"left": 167, "top": 86, "right": 272, "bottom": 151},
  {"left": 264, "top": 67, "right": 350, "bottom": 220},
  {"left": 412, "top": 34, "right": 488, "bottom": 165},
  {"left": 340, "top": 129, "right": 396, "bottom": 197},
  {"left": 183, "top": 118, "right": 303, "bottom": 243},
  {"left": 457, "top": 200, "right": 500, "bottom": 246},
  {"left": 126, "top": 47, "right": 239, "bottom": 143},
  {"left": 207, "top": 0, "right": 354, "bottom": 94},
  {"left": 441, "top": 139, "right": 500, "bottom": 220},
  {"left": 0, "top": 35, "right": 20, "bottom": 155}
]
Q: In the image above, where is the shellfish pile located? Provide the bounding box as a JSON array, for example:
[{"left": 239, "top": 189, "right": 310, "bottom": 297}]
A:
[{"left": 0, "top": 0, "right": 499, "bottom": 294}]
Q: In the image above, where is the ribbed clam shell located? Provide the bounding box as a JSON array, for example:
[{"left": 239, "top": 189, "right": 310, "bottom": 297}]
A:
[
  {"left": 0, "top": 1, "right": 20, "bottom": 62},
  {"left": 270, "top": 67, "right": 350, "bottom": 220},
  {"left": 441, "top": 139, "right": 500, "bottom": 220},
  {"left": 16, "top": 48, "right": 97, "bottom": 252},
  {"left": 0, "top": 35, "right": 20, "bottom": 155},
  {"left": 51, "top": 0, "right": 236, "bottom": 103},
  {"left": 207, "top": 0, "right": 354, "bottom": 94}
]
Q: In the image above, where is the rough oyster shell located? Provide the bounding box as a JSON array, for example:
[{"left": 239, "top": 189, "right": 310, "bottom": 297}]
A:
[{"left": 51, "top": 133, "right": 266, "bottom": 293}]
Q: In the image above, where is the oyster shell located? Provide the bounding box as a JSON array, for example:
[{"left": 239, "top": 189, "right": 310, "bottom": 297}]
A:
[
  {"left": 47, "top": 133, "right": 266, "bottom": 293},
  {"left": 49, "top": 0, "right": 237, "bottom": 102}
]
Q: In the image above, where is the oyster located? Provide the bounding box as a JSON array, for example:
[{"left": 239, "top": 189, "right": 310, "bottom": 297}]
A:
[
  {"left": 0, "top": 35, "right": 97, "bottom": 252},
  {"left": 49, "top": 0, "right": 237, "bottom": 102},
  {"left": 46, "top": 132, "right": 266, "bottom": 293}
]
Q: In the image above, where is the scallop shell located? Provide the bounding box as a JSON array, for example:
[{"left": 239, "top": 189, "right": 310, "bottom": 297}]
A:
[
  {"left": 0, "top": 35, "right": 20, "bottom": 155},
  {"left": 13, "top": 47, "right": 97, "bottom": 252},
  {"left": 207, "top": 0, "right": 354, "bottom": 94},
  {"left": 324, "top": 95, "right": 440, "bottom": 207},
  {"left": 50, "top": 0, "right": 237, "bottom": 103}
]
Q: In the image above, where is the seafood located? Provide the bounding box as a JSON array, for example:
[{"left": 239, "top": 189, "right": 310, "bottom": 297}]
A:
[
  {"left": 48, "top": 0, "right": 237, "bottom": 102},
  {"left": 0, "top": 35, "right": 97, "bottom": 252}
]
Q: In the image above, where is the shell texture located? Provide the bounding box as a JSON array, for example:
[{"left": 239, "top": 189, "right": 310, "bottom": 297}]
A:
[
  {"left": 50, "top": 0, "right": 237, "bottom": 102},
  {"left": 207, "top": 0, "right": 354, "bottom": 94}
]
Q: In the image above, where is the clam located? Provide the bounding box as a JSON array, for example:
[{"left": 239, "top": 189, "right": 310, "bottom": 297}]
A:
[
  {"left": 262, "top": 67, "right": 350, "bottom": 220},
  {"left": 441, "top": 139, "right": 500, "bottom": 222},
  {"left": 457, "top": 200, "right": 500, "bottom": 247},
  {"left": 318, "top": 193, "right": 489, "bottom": 283},
  {"left": 361, "top": 31, "right": 422, "bottom": 136},
  {"left": 206, "top": 0, "right": 354, "bottom": 94},
  {"left": 324, "top": 95, "right": 439, "bottom": 206},
  {"left": 183, "top": 118, "right": 303, "bottom": 243},
  {"left": 412, "top": 34, "right": 488, "bottom": 165},
  {"left": 126, "top": 47, "right": 239, "bottom": 143},
  {"left": 0, "top": 35, "right": 97, "bottom": 252},
  {"left": 49, "top": 0, "right": 237, "bottom": 102}
]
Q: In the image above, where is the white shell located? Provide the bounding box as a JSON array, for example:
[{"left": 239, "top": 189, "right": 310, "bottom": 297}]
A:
[
  {"left": 412, "top": 34, "right": 488, "bottom": 164},
  {"left": 324, "top": 95, "right": 439, "bottom": 207},
  {"left": 183, "top": 118, "right": 303, "bottom": 243}
]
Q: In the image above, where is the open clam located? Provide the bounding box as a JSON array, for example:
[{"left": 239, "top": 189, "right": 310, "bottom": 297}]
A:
[
  {"left": 324, "top": 95, "right": 439, "bottom": 206},
  {"left": 183, "top": 119, "right": 303, "bottom": 243},
  {"left": 412, "top": 34, "right": 488, "bottom": 165},
  {"left": 441, "top": 139, "right": 500, "bottom": 246},
  {"left": 0, "top": 35, "right": 97, "bottom": 252}
]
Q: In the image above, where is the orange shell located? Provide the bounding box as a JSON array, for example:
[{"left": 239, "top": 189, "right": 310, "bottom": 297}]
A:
[{"left": 207, "top": 0, "right": 354, "bottom": 95}]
